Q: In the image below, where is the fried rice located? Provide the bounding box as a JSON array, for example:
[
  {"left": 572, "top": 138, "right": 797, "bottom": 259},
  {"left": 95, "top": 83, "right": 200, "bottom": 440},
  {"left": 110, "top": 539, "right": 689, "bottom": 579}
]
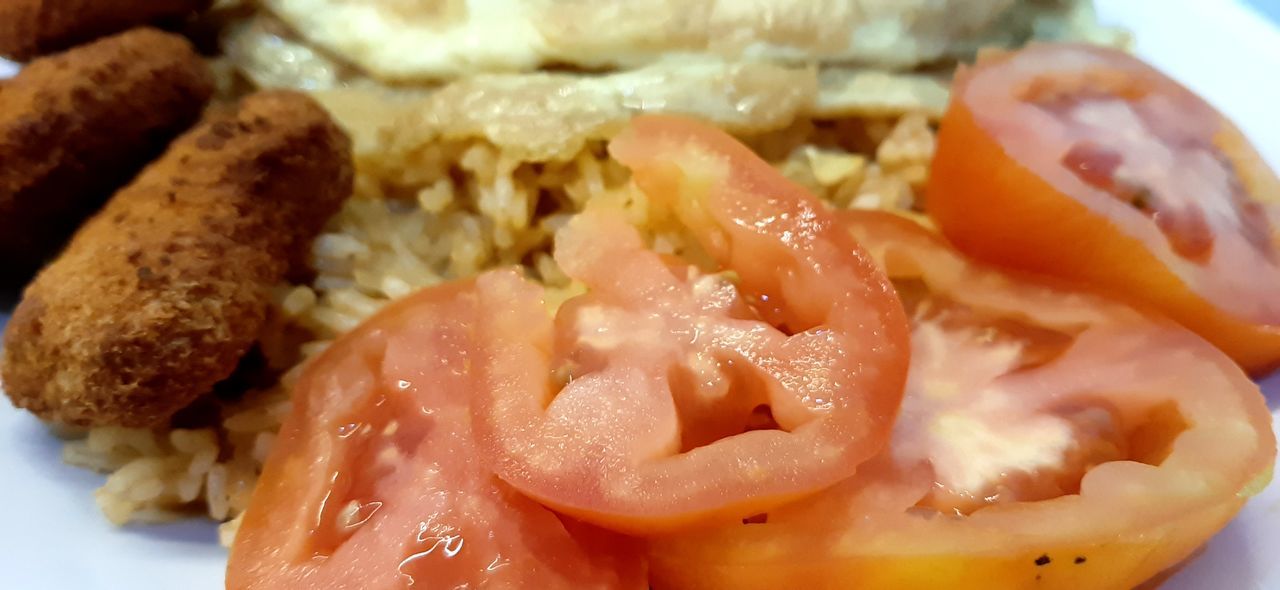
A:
[
  {"left": 61, "top": 91, "right": 935, "bottom": 545},
  {"left": 53, "top": 2, "right": 961, "bottom": 541}
]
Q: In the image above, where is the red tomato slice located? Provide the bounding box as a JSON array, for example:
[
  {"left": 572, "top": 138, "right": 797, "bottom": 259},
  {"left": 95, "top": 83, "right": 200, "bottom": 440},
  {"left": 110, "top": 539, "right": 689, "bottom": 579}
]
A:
[
  {"left": 649, "top": 211, "right": 1276, "bottom": 590},
  {"left": 469, "top": 115, "right": 911, "bottom": 534},
  {"left": 926, "top": 43, "right": 1280, "bottom": 374},
  {"left": 227, "top": 281, "right": 645, "bottom": 590}
]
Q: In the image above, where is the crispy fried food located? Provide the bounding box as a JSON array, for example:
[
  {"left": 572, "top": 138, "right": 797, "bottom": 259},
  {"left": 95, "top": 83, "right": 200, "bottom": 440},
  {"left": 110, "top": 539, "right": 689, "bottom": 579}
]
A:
[
  {"left": 0, "top": 28, "right": 213, "bottom": 280},
  {"left": 2, "top": 91, "right": 354, "bottom": 428},
  {"left": 0, "top": 0, "right": 212, "bottom": 60}
]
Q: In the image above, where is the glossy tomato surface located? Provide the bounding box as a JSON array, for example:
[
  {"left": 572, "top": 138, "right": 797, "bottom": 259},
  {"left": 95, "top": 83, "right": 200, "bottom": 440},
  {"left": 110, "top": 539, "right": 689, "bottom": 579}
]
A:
[
  {"left": 226, "top": 281, "right": 644, "bottom": 589},
  {"left": 926, "top": 43, "right": 1280, "bottom": 374},
  {"left": 649, "top": 211, "right": 1276, "bottom": 590},
  {"left": 469, "top": 115, "right": 911, "bottom": 534}
]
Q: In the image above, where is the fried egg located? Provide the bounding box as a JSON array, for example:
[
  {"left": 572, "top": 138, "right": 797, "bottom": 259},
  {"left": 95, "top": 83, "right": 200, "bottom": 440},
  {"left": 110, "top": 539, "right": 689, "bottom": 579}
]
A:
[{"left": 262, "top": 0, "right": 1123, "bottom": 81}]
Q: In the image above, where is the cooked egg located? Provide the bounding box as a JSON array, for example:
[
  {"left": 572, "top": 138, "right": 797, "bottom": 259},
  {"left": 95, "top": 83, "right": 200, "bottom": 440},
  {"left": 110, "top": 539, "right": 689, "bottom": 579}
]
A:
[{"left": 262, "top": 0, "right": 1120, "bottom": 81}]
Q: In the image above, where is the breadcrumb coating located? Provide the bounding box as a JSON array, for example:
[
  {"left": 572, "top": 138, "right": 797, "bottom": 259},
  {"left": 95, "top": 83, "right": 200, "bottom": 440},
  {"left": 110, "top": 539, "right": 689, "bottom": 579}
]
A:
[
  {"left": 0, "top": 28, "right": 214, "bottom": 280},
  {"left": 2, "top": 91, "right": 354, "bottom": 427},
  {"left": 0, "top": 0, "right": 212, "bottom": 60}
]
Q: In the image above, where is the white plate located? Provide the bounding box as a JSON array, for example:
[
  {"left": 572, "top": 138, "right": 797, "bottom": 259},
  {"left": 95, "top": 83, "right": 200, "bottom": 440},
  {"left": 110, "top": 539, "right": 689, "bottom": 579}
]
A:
[{"left": 1, "top": 2, "right": 1278, "bottom": 587}]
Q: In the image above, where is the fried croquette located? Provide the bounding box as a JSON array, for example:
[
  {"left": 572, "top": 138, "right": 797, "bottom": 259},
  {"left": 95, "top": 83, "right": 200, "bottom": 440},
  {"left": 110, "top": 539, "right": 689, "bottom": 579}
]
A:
[
  {"left": 1, "top": 91, "right": 354, "bottom": 428},
  {"left": 0, "top": 0, "right": 213, "bottom": 60},
  {"left": 0, "top": 28, "right": 213, "bottom": 280}
]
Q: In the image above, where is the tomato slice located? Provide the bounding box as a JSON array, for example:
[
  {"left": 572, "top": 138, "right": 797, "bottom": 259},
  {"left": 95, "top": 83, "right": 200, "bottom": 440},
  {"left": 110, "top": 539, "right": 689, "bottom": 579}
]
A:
[
  {"left": 469, "top": 115, "right": 911, "bottom": 534},
  {"left": 649, "top": 211, "right": 1276, "bottom": 590},
  {"left": 926, "top": 43, "right": 1280, "bottom": 374},
  {"left": 226, "top": 281, "right": 644, "bottom": 589}
]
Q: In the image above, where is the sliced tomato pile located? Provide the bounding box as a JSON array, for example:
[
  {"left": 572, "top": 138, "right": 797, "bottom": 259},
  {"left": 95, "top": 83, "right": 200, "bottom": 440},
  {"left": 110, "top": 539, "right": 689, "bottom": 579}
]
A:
[
  {"left": 229, "top": 115, "right": 911, "bottom": 585},
  {"left": 230, "top": 65, "right": 1278, "bottom": 589},
  {"left": 649, "top": 211, "right": 1276, "bottom": 590},
  {"left": 226, "top": 282, "right": 645, "bottom": 590},
  {"left": 470, "top": 115, "right": 910, "bottom": 533},
  {"left": 926, "top": 43, "right": 1280, "bottom": 374}
]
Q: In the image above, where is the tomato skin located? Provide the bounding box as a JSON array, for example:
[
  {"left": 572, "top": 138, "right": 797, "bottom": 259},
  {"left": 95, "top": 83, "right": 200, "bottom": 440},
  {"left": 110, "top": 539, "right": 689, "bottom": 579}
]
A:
[
  {"left": 227, "top": 281, "right": 645, "bottom": 590},
  {"left": 647, "top": 211, "right": 1276, "bottom": 590},
  {"left": 654, "top": 500, "right": 1245, "bottom": 590},
  {"left": 925, "top": 44, "right": 1280, "bottom": 374},
  {"left": 470, "top": 115, "right": 911, "bottom": 535}
]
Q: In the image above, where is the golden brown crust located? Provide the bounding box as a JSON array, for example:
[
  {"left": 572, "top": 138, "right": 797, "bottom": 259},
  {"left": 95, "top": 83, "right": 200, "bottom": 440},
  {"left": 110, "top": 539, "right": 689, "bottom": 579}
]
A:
[
  {"left": 2, "top": 91, "right": 354, "bottom": 428},
  {"left": 0, "top": 28, "right": 214, "bottom": 280},
  {"left": 0, "top": 0, "right": 213, "bottom": 60}
]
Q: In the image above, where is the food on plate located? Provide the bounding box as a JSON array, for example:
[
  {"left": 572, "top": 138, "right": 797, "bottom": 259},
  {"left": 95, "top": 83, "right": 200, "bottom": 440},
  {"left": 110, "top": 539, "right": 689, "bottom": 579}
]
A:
[
  {"left": 2, "top": 91, "right": 352, "bottom": 428},
  {"left": 648, "top": 210, "right": 1276, "bottom": 590},
  {"left": 227, "top": 281, "right": 646, "bottom": 590},
  {"left": 0, "top": 28, "right": 213, "bottom": 279},
  {"left": 229, "top": 116, "right": 1274, "bottom": 589},
  {"left": 926, "top": 43, "right": 1280, "bottom": 374},
  {"left": 470, "top": 116, "right": 909, "bottom": 533},
  {"left": 56, "top": 75, "right": 938, "bottom": 530},
  {"left": 0, "top": 0, "right": 212, "bottom": 60},
  {"left": 258, "top": 0, "right": 1122, "bottom": 81},
  {"left": 0, "top": 0, "right": 1271, "bottom": 585},
  {"left": 224, "top": 11, "right": 958, "bottom": 124},
  {"left": 228, "top": 114, "right": 910, "bottom": 585}
]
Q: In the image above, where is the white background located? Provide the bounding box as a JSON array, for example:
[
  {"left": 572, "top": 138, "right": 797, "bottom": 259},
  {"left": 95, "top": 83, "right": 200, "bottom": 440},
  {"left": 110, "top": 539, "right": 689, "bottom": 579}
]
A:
[{"left": 0, "top": 1, "right": 1278, "bottom": 587}]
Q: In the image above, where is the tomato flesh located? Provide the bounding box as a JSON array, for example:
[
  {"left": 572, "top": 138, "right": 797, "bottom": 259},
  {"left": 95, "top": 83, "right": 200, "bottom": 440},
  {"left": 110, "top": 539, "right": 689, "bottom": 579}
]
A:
[
  {"left": 469, "top": 115, "right": 911, "bottom": 534},
  {"left": 927, "top": 43, "right": 1280, "bottom": 374},
  {"left": 648, "top": 211, "right": 1276, "bottom": 590},
  {"left": 227, "top": 283, "right": 644, "bottom": 589}
]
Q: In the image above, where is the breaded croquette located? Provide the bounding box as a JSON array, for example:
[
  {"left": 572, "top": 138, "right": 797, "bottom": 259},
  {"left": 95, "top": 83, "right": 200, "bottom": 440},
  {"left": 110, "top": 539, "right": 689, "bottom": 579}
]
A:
[
  {"left": 1, "top": 91, "right": 354, "bottom": 428},
  {"left": 0, "top": 28, "right": 213, "bottom": 280},
  {"left": 0, "top": 0, "right": 213, "bottom": 60}
]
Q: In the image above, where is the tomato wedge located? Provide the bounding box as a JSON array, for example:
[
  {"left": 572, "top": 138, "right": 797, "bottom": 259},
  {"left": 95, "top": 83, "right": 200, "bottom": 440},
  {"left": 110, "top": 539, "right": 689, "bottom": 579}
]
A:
[
  {"left": 469, "top": 115, "right": 911, "bottom": 534},
  {"left": 926, "top": 43, "right": 1280, "bottom": 374},
  {"left": 227, "top": 281, "right": 644, "bottom": 589},
  {"left": 649, "top": 211, "right": 1276, "bottom": 590}
]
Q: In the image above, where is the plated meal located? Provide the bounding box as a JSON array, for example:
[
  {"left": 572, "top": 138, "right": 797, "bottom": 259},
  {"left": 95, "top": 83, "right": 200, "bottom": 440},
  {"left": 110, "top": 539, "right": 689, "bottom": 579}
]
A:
[{"left": 0, "top": 1, "right": 1275, "bottom": 589}]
